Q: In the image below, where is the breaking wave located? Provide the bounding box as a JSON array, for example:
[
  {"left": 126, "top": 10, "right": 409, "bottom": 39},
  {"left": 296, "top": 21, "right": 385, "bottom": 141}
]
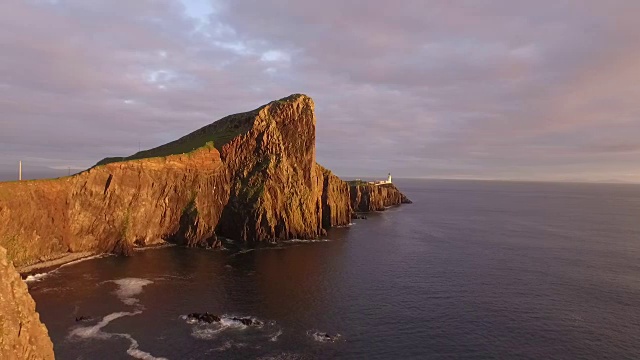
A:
[{"left": 24, "top": 273, "right": 49, "bottom": 283}]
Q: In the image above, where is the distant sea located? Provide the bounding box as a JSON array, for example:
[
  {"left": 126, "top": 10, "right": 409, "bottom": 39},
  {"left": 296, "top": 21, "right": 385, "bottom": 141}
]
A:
[{"left": 28, "top": 179, "right": 640, "bottom": 359}]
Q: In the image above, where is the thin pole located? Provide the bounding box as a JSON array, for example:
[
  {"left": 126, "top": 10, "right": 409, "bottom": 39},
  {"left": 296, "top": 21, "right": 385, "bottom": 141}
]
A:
[{"left": 19, "top": 160, "right": 22, "bottom": 181}]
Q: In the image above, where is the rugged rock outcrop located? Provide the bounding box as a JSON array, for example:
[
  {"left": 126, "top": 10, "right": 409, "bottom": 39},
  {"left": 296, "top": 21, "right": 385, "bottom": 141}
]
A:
[
  {"left": 0, "top": 94, "right": 409, "bottom": 267},
  {"left": 317, "top": 165, "right": 352, "bottom": 228},
  {"left": 0, "top": 149, "right": 228, "bottom": 267},
  {"left": 350, "top": 183, "right": 412, "bottom": 212},
  {"left": 0, "top": 246, "right": 55, "bottom": 359},
  {"left": 215, "top": 95, "right": 324, "bottom": 242}
]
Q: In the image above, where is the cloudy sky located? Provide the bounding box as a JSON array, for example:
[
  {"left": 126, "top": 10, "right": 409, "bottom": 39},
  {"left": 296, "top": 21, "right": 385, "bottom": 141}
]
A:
[{"left": 1, "top": 0, "right": 639, "bottom": 182}]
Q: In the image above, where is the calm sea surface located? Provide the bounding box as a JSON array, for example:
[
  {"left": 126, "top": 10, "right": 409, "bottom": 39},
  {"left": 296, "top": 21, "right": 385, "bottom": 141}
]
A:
[{"left": 28, "top": 179, "right": 640, "bottom": 359}]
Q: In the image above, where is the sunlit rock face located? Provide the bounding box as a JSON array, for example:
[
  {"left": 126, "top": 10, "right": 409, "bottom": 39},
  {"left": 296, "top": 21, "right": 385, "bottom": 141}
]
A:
[
  {"left": 0, "top": 246, "right": 55, "bottom": 360},
  {"left": 0, "top": 94, "right": 409, "bottom": 267}
]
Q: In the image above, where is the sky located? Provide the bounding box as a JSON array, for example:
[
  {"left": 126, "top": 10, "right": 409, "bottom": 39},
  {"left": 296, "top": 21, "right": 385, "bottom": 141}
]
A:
[{"left": 1, "top": 0, "right": 639, "bottom": 182}]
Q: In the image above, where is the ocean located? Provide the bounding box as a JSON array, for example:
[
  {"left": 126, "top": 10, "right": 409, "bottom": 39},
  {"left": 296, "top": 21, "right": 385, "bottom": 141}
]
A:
[{"left": 27, "top": 179, "right": 640, "bottom": 359}]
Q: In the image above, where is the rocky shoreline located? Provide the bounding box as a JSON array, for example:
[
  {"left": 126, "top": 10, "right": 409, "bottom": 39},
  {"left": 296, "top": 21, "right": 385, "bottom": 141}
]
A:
[{"left": 0, "top": 94, "right": 411, "bottom": 359}]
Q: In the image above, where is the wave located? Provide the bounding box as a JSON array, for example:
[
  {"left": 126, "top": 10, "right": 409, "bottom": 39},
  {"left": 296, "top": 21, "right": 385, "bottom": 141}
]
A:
[
  {"left": 59, "top": 254, "right": 110, "bottom": 269},
  {"left": 70, "top": 311, "right": 141, "bottom": 340},
  {"left": 24, "top": 272, "right": 49, "bottom": 283},
  {"left": 214, "top": 340, "right": 248, "bottom": 351},
  {"left": 133, "top": 243, "right": 177, "bottom": 252},
  {"left": 269, "top": 329, "right": 283, "bottom": 342},
  {"left": 183, "top": 314, "right": 282, "bottom": 344},
  {"left": 282, "top": 239, "right": 331, "bottom": 244},
  {"left": 336, "top": 223, "right": 355, "bottom": 228},
  {"left": 69, "top": 278, "right": 165, "bottom": 359},
  {"left": 110, "top": 278, "right": 154, "bottom": 306},
  {"left": 69, "top": 311, "right": 167, "bottom": 360},
  {"left": 231, "top": 249, "right": 256, "bottom": 257}
]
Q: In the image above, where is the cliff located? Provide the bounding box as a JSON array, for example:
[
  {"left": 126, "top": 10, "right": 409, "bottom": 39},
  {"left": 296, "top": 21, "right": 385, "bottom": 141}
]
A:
[
  {"left": 0, "top": 246, "right": 55, "bottom": 360},
  {"left": 350, "top": 183, "right": 412, "bottom": 212},
  {"left": 317, "top": 165, "right": 352, "bottom": 228},
  {"left": 0, "top": 94, "right": 409, "bottom": 267}
]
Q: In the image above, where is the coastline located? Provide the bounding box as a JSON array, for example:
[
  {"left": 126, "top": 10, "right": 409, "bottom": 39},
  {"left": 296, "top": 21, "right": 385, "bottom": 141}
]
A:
[
  {"left": 18, "top": 241, "right": 178, "bottom": 276},
  {"left": 18, "top": 251, "right": 98, "bottom": 275}
]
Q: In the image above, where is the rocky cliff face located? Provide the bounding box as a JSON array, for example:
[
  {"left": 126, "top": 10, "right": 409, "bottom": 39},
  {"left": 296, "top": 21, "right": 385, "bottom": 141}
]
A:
[
  {"left": 350, "top": 184, "right": 412, "bottom": 212},
  {"left": 0, "top": 149, "right": 228, "bottom": 267},
  {"left": 215, "top": 95, "right": 324, "bottom": 242},
  {"left": 0, "top": 246, "right": 55, "bottom": 360},
  {"left": 0, "top": 94, "right": 408, "bottom": 267},
  {"left": 317, "top": 165, "right": 352, "bottom": 228}
]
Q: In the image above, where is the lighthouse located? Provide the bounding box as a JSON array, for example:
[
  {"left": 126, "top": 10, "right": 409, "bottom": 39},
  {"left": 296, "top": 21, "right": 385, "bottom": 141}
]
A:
[{"left": 387, "top": 173, "right": 392, "bottom": 184}]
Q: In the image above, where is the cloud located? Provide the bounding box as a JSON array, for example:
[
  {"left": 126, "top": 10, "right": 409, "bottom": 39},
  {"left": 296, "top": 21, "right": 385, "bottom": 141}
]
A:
[{"left": 0, "top": 0, "right": 639, "bottom": 182}]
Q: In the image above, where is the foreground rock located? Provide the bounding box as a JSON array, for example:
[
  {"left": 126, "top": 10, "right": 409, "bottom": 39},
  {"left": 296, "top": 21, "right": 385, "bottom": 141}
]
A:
[
  {"left": 0, "top": 246, "right": 55, "bottom": 360},
  {"left": 187, "top": 313, "right": 263, "bottom": 327},
  {"left": 0, "top": 94, "right": 410, "bottom": 267},
  {"left": 187, "top": 312, "right": 220, "bottom": 324}
]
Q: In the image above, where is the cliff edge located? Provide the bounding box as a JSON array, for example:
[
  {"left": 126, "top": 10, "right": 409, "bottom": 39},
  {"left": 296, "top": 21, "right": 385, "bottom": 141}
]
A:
[
  {"left": 0, "top": 246, "right": 55, "bottom": 360},
  {"left": 0, "top": 94, "right": 410, "bottom": 268}
]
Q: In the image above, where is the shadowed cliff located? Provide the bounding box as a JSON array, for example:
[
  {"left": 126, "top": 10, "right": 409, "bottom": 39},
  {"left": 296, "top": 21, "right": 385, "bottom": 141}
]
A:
[{"left": 0, "top": 94, "right": 410, "bottom": 268}]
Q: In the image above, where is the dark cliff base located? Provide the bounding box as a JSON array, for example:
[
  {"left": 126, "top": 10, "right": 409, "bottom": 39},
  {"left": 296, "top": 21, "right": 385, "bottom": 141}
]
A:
[{"left": 0, "top": 94, "right": 411, "bottom": 268}]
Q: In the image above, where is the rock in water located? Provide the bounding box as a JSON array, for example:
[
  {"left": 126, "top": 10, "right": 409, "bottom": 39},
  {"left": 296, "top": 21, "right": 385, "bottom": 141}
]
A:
[
  {"left": 187, "top": 312, "right": 221, "bottom": 324},
  {"left": 231, "top": 317, "right": 263, "bottom": 326},
  {"left": 0, "top": 246, "right": 55, "bottom": 360}
]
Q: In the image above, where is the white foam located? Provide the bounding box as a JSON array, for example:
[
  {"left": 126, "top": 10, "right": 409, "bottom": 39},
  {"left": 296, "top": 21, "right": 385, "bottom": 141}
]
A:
[
  {"left": 70, "top": 311, "right": 141, "bottom": 340},
  {"left": 269, "top": 329, "right": 283, "bottom": 342},
  {"left": 213, "top": 340, "right": 248, "bottom": 351},
  {"left": 23, "top": 254, "right": 109, "bottom": 284},
  {"left": 336, "top": 222, "right": 355, "bottom": 228},
  {"left": 186, "top": 314, "right": 266, "bottom": 340},
  {"left": 307, "top": 330, "right": 341, "bottom": 343},
  {"left": 24, "top": 273, "right": 49, "bottom": 283},
  {"left": 191, "top": 327, "right": 226, "bottom": 340},
  {"left": 133, "top": 243, "right": 176, "bottom": 252},
  {"left": 282, "top": 239, "right": 331, "bottom": 244},
  {"left": 59, "top": 254, "right": 110, "bottom": 269},
  {"left": 122, "top": 333, "right": 169, "bottom": 360},
  {"left": 111, "top": 278, "right": 153, "bottom": 306},
  {"left": 70, "top": 311, "right": 167, "bottom": 359}
]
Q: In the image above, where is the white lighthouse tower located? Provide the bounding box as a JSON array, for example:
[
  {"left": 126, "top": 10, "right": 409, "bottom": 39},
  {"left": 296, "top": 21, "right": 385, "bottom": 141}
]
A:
[{"left": 387, "top": 173, "right": 392, "bottom": 184}]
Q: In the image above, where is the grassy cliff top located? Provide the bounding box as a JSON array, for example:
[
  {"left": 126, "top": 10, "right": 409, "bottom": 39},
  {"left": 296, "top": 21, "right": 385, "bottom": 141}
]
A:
[{"left": 96, "top": 94, "right": 309, "bottom": 166}]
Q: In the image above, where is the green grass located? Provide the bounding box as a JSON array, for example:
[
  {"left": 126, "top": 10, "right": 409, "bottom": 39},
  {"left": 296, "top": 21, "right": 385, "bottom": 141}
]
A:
[
  {"left": 96, "top": 111, "right": 255, "bottom": 166},
  {"left": 94, "top": 94, "right": 309, "bottom": 167},
  {"left": 347, "top": 179, "right": 369, "bottom": 186}
]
